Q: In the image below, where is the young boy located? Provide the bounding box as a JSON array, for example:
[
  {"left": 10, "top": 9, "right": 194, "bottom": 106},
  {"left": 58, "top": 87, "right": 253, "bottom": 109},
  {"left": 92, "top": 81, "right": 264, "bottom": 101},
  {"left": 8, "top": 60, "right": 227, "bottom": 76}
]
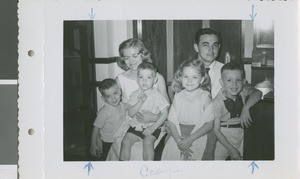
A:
[
  {"left": 90, "top": 78, "right": 127, "bottom": 161},
  {"left": 119, "top": 62, "right": 169, "bottom": 161},
  {"left": 213, "top": 62, "right": 262, "bottom": 160}
]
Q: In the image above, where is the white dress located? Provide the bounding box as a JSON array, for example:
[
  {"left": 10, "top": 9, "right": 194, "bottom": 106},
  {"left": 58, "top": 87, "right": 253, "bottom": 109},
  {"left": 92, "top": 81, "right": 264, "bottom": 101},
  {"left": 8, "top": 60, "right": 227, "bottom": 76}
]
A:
[
  {"left": 106, "top": 73, "right": 162, "bottom": 160},
  {"left": 161, "top": 88, "right": 215, "bottom": 160}
]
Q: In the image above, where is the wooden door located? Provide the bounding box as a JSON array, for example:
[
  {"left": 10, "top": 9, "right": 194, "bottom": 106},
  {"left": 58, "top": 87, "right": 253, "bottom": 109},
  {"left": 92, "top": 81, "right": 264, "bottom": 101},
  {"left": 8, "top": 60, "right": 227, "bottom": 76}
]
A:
[
  {"left": 173, "top": 20, "right": 203, "bottom": 70},
  {"left": 133, "top": 20, "right": 167, "bottom": 80},
  {"left": 210, "top": 20, "right": 242, "bottom": 63},
  {"left": 63, "top": 21, "right": 97, "bottom": 161}
]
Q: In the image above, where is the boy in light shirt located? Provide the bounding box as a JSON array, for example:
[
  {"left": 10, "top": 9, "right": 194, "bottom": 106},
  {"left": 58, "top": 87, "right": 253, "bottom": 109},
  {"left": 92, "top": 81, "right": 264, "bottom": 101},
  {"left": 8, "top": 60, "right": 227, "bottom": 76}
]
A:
[{"left": 90, "top": 78, "right": 127, "bottom": 161}]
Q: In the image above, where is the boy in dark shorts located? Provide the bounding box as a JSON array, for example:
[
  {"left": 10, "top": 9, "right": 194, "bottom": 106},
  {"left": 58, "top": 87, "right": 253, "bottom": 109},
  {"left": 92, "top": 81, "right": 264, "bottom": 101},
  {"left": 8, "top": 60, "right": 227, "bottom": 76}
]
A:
[{"left": 119, "top": 62, "right": 169, "bottom": 161}]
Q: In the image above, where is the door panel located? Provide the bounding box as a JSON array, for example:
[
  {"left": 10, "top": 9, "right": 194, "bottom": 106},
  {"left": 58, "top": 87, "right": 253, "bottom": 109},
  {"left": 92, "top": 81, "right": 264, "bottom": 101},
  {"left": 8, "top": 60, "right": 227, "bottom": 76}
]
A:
[
  {"left": 63, "top": 21, "right": 97, "bottom": 161},
  {"left": 210, "top": 20, "right": 242, "bottom": 63},
  {"left": 173, "top": 20, "right": 202, "bottom": 70},
  {"left": 133, "top": 20, "right": 167, "bottom": 80}
]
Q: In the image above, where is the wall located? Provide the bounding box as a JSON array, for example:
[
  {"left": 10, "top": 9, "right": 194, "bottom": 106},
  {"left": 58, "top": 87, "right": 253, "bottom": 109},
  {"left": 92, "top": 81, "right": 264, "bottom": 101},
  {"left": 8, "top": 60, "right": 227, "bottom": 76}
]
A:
[
  {"left": 242, "top": 21, "right": 254, "bottom": 84},
  {"left": 93, "top": 20, "right": 133, "bottom": 110},
  {"left": 243, "top": 21, "right": 254, "bottom": 58}
]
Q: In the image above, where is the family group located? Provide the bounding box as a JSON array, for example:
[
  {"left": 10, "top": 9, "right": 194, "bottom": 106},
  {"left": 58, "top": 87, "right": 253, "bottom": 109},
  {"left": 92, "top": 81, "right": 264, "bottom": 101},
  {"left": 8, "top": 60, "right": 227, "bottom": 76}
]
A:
[{"left": 89, "top": 28, "right": 262, "bottom": 161}]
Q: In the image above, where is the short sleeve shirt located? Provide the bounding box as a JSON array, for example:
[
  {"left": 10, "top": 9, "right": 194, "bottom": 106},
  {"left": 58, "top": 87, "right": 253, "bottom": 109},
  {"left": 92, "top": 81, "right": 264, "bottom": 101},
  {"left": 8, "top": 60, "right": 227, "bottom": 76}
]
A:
[
  {"left": 128, "top": 88, "right": 169, "bottom": 127},
  {"left": 93, "top": 102, "right": 127, "bottom": 142},
  {"left": 213, "top": 85, "right": 255, "bottom": 124}
]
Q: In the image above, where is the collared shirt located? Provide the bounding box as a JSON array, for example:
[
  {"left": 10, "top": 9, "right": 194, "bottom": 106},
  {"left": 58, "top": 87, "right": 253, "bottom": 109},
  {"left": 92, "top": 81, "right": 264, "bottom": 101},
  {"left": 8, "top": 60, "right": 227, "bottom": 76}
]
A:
[
  {"left": 93, "top": 102, "right": 127, "bottom": 143},
  {"left": 212, "top": 84, "right": 255, "bottom": 124},
  {"left": 208, "top": 60, "right": 224, "bottom": 99}
]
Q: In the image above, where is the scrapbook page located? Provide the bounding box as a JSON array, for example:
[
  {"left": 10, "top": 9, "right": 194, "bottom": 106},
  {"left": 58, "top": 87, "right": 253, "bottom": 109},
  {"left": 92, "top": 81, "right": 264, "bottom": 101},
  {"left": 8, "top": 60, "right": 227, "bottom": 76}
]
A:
[{"left": 18, "top": 0, "right": 299, "bottom": 178}]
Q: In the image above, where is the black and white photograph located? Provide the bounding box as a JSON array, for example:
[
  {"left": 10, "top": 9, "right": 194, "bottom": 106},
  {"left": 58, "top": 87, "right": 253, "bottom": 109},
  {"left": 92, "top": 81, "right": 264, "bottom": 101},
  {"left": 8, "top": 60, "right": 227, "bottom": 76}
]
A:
[{"left": 63, "top": 20, "right": 274, "bottom": 162}]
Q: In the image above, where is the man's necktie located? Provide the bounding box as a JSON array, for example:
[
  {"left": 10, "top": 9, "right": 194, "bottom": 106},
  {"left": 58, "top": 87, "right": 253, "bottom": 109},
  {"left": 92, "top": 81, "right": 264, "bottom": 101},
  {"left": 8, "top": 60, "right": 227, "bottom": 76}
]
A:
[
  {"left": 205, "top": 67, "right": 211, "bottom": 93},
  {"left": 205, "top": 67, "right": 210, "bottom": 74}
]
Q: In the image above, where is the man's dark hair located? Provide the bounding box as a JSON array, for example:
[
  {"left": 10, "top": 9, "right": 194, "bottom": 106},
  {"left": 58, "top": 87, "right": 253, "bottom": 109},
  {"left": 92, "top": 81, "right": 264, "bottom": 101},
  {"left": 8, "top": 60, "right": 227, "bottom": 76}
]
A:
[{"left": 194, "top": 28, "right": 222, "bottom": 45}]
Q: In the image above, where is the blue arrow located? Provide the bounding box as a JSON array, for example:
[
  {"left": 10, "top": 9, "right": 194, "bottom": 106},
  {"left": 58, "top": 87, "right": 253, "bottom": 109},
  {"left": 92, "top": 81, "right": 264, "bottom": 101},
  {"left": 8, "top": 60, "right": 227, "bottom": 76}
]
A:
[
  {"left": 84, "top": 162, "right": 94, "bottom": 176},
  {"left": 248, "top": 161, "right": 259, "bottom": 174},
  {"left": 249, "top": 4, "right": 257, "bottom": 20},
  {"left": 88, "top": 8, "right": 96, "bottom": 20}
]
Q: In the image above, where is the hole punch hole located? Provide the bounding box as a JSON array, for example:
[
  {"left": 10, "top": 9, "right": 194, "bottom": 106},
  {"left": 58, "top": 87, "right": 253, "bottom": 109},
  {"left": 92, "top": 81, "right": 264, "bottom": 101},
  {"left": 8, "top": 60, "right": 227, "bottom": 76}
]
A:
[
  {"left": 28, "top": 128, "right": 35, "bottom": 135},
  {"left": 28, "top": 50, "right": 34, "bottom": 57}
]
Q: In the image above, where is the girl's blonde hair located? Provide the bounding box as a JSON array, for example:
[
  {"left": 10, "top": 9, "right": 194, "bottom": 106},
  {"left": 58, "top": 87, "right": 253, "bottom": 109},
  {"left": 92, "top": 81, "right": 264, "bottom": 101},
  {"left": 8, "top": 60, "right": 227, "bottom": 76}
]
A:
[
  {"left": 171, "top": 58, "right": 211, "bottom": 93},
  {"left": 117, "top": 38, "right": 152, "bottom": 71}
]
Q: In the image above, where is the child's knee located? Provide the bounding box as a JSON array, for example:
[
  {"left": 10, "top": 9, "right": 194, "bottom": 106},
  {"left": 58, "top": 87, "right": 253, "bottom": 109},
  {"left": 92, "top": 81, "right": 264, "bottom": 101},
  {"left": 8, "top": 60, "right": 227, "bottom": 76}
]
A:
[
  {"left": 143, "top": 136, "right": 156, "bottom": 147},
  {"left": 121, "top": 133, "right": 139, "bottom": 147},
  {"left": 121, "top": 135, "right": 132, "bottom": 147}
]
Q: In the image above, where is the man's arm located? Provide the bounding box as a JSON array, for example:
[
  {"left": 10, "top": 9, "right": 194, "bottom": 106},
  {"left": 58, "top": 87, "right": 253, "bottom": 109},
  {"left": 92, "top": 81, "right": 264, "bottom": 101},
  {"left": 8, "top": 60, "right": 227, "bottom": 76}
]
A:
[{"left": 240, "top": 86, "right": 263, "bottom": 128}]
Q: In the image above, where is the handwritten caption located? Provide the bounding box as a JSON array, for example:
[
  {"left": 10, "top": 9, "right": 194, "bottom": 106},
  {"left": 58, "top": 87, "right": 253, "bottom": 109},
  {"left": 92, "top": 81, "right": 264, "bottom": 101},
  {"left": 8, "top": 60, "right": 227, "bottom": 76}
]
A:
[{"left": 140, "top": 165, "right": 181, "bottom": 178}]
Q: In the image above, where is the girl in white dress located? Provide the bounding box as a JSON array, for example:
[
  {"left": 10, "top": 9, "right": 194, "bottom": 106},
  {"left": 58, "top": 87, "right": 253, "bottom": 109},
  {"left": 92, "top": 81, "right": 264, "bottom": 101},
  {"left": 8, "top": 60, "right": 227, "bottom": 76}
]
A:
[
  {"left": 161, "top": 59, "right": 215, "bottom": 160},
  {"left": 107, "top": 38, "right": 169, "bottom": 160}
]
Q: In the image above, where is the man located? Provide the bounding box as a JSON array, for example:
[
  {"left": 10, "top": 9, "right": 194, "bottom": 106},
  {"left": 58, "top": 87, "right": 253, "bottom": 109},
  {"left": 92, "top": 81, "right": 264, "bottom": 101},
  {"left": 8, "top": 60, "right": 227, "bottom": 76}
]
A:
[{"left": 193, "top": 28, "right": 223, "bottom": 99}]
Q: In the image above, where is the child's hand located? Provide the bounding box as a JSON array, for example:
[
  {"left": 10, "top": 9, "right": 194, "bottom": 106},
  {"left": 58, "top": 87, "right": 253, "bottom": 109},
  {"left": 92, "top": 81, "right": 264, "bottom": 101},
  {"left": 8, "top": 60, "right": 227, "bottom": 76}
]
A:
[
  {"left": 137, "top": 91, "right": 147, "bottom": 103},
  {"left": 180, "top": 147, "right": 193, "bottom": 158},
  {"left": 90, "top": 144, "right": 101, "bottom": 158},
  {"left": 240, "top": 106, "right": 253, "bottom": 128},
  {"left": 90, "top": 140, "right": 102, "bottom": 158},
  {"left": 174, "top": 137, "right": 183, "bottom": 145},
  {"left": 229, "top": 148, "right": 242, "bottom": 160},
  {"left": 177, "top": 137, "right": 193, "bottom": 151},
  {"left": 142, "top": 126, "right": 155, "bottom": 136},
  {"left": 90, "top": 144, "right": 97, "bottom": 157}
]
